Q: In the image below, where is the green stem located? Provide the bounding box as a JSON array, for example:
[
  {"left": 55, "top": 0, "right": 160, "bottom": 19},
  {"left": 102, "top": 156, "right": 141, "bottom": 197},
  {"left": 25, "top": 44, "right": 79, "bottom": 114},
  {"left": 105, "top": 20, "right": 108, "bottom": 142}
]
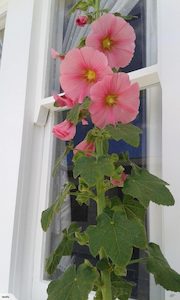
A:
[
  {"left": 95, "top": 0, "right": 100, "bottom": 18},
  {"left": 127, "top": 257, "right": 147, "bottom": 266},
  {"left": 96, "top": 139, "right": 112, "bottom": 300}
]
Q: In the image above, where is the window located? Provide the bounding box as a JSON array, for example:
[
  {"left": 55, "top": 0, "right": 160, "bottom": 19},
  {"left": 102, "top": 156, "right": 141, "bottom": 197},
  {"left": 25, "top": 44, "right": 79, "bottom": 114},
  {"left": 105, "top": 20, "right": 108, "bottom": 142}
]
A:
[{"left": 33, "top": 1, "right": 161, "bottom": 300}]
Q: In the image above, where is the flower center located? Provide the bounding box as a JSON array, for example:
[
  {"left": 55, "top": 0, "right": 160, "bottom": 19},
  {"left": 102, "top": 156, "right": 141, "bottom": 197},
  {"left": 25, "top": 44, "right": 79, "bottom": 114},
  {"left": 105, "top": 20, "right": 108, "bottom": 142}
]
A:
[
  {"left": 84, "top": 69, "right": 96, "bottom": 83},
  {"left": 105, "top": 94, "right": 117, "bottom": 106},
  {"left": 102, "top": 37, "right": 113, "bottom": 50}
]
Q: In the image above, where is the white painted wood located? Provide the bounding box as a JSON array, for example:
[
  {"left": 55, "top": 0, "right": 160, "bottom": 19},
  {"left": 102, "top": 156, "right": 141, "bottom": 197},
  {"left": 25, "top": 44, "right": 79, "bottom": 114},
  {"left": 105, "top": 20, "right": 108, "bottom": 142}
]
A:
[
  {"left": 34, "top": 65, "right": 160, "bottom": 126},
  {"left": 0, "top": 0, "right": 8, "bottom": 30},
  {"left": 157, "top": 1, "right": 180, "bottom": 299},
  {"left": 6, "top": 0, "right": 59, "bottom": 298},
  {"left": 129, "top": 64, "right": 159, "bottom": 89},
  {"left": 0, "top": 0, "right": 37, "bottom": 293}
]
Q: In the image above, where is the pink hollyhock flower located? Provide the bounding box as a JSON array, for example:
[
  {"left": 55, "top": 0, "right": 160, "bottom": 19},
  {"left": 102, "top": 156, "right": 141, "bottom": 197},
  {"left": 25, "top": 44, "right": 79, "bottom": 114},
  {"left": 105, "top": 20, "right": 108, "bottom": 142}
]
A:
[
  {"left": 76, "top": 15, "right": 88, "bottom": 27},
  {"left": 111, "top": 172, "right": 128, "bottom": 187},
  {"left": 51, "top": 48, "right": 65, "bottom": 60},
  {"left": 86, "top": 13, "right": 135, "bottom": 68},
  {"left": 60, "top": 46, "right": 112, "bottom": 103},
  {"left": 53, "top": 93, "right": 76, "bottom": 108},
  {"left": 73, "top": 140, "right": 95, "bottom": 156},
  {"left": 89, "top": 73, "right": 139, "bottom": 128},
  {"left": 52, "top": 120, "right": 76, "bottom": 141}
]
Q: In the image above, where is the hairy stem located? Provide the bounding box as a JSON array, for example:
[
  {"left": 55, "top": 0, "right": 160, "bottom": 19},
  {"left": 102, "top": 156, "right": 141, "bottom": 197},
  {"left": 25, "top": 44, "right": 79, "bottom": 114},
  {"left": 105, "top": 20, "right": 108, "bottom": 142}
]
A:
[{"left": 96, "top": 139, "right": 112, "bottom": 300}]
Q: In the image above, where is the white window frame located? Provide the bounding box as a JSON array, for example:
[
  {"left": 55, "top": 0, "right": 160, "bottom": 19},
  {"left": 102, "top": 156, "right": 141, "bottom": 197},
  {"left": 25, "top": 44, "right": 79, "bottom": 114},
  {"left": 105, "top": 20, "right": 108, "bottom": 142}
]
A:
[{"left": 0, "top": 0, "right": 180, "bottom": 300}]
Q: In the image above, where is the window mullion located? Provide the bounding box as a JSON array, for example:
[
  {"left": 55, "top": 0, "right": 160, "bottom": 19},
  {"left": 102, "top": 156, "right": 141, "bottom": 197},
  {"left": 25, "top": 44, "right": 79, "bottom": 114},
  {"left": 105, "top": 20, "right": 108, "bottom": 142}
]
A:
[{"left": 34, "top": 64, "right": 160, "bottom": 127}]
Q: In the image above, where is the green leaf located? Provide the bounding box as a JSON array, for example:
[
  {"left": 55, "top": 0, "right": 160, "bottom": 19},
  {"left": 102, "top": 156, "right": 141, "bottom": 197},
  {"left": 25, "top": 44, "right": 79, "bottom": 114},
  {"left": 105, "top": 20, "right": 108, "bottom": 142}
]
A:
[
  {"left": 73, "top": 156, "right": 114, "bottom": 186},
  {"left": 78, "top": 37, "right": 86, "bottom": 48},
  {"left": 113, "top": 265, "right": 127, "bottom": 276},
  {"left": 96, "top": 258, "right": 110, "bottom": 271},
  {"left": 146, "top": 243, "right": 180, "bottom": 292},
  {"left": 94, "top": 290, "right": 103, "bottom": 300},
  {"left": 52, "top": 143, "right": 72, "bottom": 177},
  {"left": 122, "top": 166, "right": 175, "bottom": 208},
  {"left": 67, "top": 104, "right": 81, "bottom": 124},
  {"left": 123, "top": 195, "right": 146, "bottom": 223},
  {"left": 106, "top": 124, "right": 142, "bottom": 147},
  {"left": 46, "top": 224, "right": 79, "bottom": 275},
  {"left": 41, "top": 183, "right": 74, "bottom": 231},
  {"left": 114, "top": 12, "right": 138, "bottom": 20},
  {"left": 47, "top": 263, "right": 98, "bottom": 300},
  {"left": 87, "top": 210, "right": 147, "bottom": 267},
  {"left": 68, "top": 1, "right": 89, "bottom": 14},
  {"left": 112, "top": 277, "right": 134, "bottom": 300},
  {"left": 75, "top": 231, "right": 89, "bottom": 246}
]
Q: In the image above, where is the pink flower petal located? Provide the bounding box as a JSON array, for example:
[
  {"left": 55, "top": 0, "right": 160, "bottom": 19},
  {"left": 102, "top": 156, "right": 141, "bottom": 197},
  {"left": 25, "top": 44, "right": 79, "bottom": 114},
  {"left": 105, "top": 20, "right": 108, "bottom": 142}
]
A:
[
  {"left": 60, "top": 47, "right": 112, "bottom": 103},
  {"left": 86, "top": 13, "right": 135, "bottom": 68},
  {"left": 89, "top": 73, "right": 140, "bottom": 128}
]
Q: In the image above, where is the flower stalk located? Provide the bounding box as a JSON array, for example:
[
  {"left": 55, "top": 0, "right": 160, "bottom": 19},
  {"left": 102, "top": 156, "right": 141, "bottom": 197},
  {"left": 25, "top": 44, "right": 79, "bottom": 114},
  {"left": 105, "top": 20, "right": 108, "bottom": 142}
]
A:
[
  {"left": 95, "top": 0, "right": 100, "bottom": 18},
  {"left": 96, "top": 139, "right": 112, "bottom": 300}
]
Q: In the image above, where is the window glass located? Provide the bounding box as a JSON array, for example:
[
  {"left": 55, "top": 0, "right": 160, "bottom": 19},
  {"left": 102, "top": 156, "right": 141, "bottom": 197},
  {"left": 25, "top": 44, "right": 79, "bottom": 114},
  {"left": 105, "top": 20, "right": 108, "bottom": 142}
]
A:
[
  {"left": 44, "top": 1, "right": 159, "bottom": 299},
  {"left": 0, "top": 29, "right": 4, "bottom": 67}
]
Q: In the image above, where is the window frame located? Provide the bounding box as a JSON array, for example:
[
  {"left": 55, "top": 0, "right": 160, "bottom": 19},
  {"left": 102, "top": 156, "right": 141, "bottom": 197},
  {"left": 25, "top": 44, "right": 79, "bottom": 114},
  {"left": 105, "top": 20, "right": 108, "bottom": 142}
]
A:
[{"left": 0, "top": 0, "right": 180, "bottom": 300}]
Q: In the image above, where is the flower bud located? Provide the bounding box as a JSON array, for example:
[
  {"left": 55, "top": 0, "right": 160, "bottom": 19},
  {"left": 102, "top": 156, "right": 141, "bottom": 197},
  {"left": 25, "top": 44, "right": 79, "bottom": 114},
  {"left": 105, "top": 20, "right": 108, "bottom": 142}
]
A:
[{"left": 75, "top": 15, "right": 88, "bottom": 27}]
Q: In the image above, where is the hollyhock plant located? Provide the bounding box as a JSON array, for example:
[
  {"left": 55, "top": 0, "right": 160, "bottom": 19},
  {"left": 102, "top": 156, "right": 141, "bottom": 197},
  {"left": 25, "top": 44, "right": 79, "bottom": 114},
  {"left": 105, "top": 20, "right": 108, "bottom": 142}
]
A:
[
  {"left": 60, "top": 46, "right": 112, "bottom": 103},
  {"left": 52, "top": 120, "right": 76, "bottom": 141},
  {"left": 89, "top": 72, "right": 139, "bottom": 128},
  {"left": 41, "top": 2, "right": 180, "bottom": 300},
  {"left": 75, "top": 15, "right": 88, "bottom": 27},
  {"left": 86, "top": 13, "right": 135, "bottom": 68},
  {"left": 73, "top": 140, "right": 95, "bottom": 156},
  {"left": 53, "top": 93, "right": 76, "bottom": 108}
]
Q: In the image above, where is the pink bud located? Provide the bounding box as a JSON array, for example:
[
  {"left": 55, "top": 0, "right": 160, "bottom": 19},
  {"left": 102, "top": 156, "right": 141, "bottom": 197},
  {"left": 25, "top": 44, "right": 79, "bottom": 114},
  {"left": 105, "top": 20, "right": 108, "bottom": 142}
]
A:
[
  {"left": 53, "top": 93, "right": 76, "bottom": 108},
  {"left": 82, "top": 118, "right": 88, "bottom": 125},
  {"left": 52, "top": 120, "right": 76, "bottom": 141},
  {"left": 73, "top": 140, "right": 95, "bottom": 156},
  {"left": 75, "top": 15, "right": 88, "bottom": 27},
  {"left": 111, "top": 172, "right": 128, "bottom": 187}
]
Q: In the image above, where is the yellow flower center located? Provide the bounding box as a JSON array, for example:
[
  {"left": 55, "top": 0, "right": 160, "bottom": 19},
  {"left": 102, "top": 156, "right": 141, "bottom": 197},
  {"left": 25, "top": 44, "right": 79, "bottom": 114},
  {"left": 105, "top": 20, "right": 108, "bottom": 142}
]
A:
[
  {"left": 105, "top": 94, "right": 117, "bottom": 106},
  {"left": 102, "top": 37, "right": 113, "bottom": 50},
  {"left": 84, "top": 69, "right": 96, "bottom": 83}
]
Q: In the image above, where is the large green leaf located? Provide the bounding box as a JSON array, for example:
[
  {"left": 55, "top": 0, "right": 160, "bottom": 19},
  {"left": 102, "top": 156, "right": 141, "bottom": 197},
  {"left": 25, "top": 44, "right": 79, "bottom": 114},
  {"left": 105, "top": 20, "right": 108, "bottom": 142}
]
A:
[
  {"left": 73, "top": 156, "right": 114, "bottom": 186},
  {"left": 106, "top": 124, "right": 142, "bottom": 147},
  {"left": 111, "top": 195, "right": 146, "bottom": 224},
  {"left": 146, "top": 243, "right": 180, "bottom": 292},
  {"left": 41, "top": 183, "right": 74, "bottom": 231},
  {"left": 123, "top": 195, "right": 146, "bottom": 223},
  {"left": 112, "top": 277, "right": 134, "bottom": 300},
  {"left": 47, "top": 263, "right": 98, "bottom": 300},
  {"left": 122, "top": 166, "right": 175, "bottom": 208},
  {"left": 87, "top": 210, "right": 147, "bottom": 267},
  {"left": 46, "top": 224, "right": 79, "bottom": 275}
]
